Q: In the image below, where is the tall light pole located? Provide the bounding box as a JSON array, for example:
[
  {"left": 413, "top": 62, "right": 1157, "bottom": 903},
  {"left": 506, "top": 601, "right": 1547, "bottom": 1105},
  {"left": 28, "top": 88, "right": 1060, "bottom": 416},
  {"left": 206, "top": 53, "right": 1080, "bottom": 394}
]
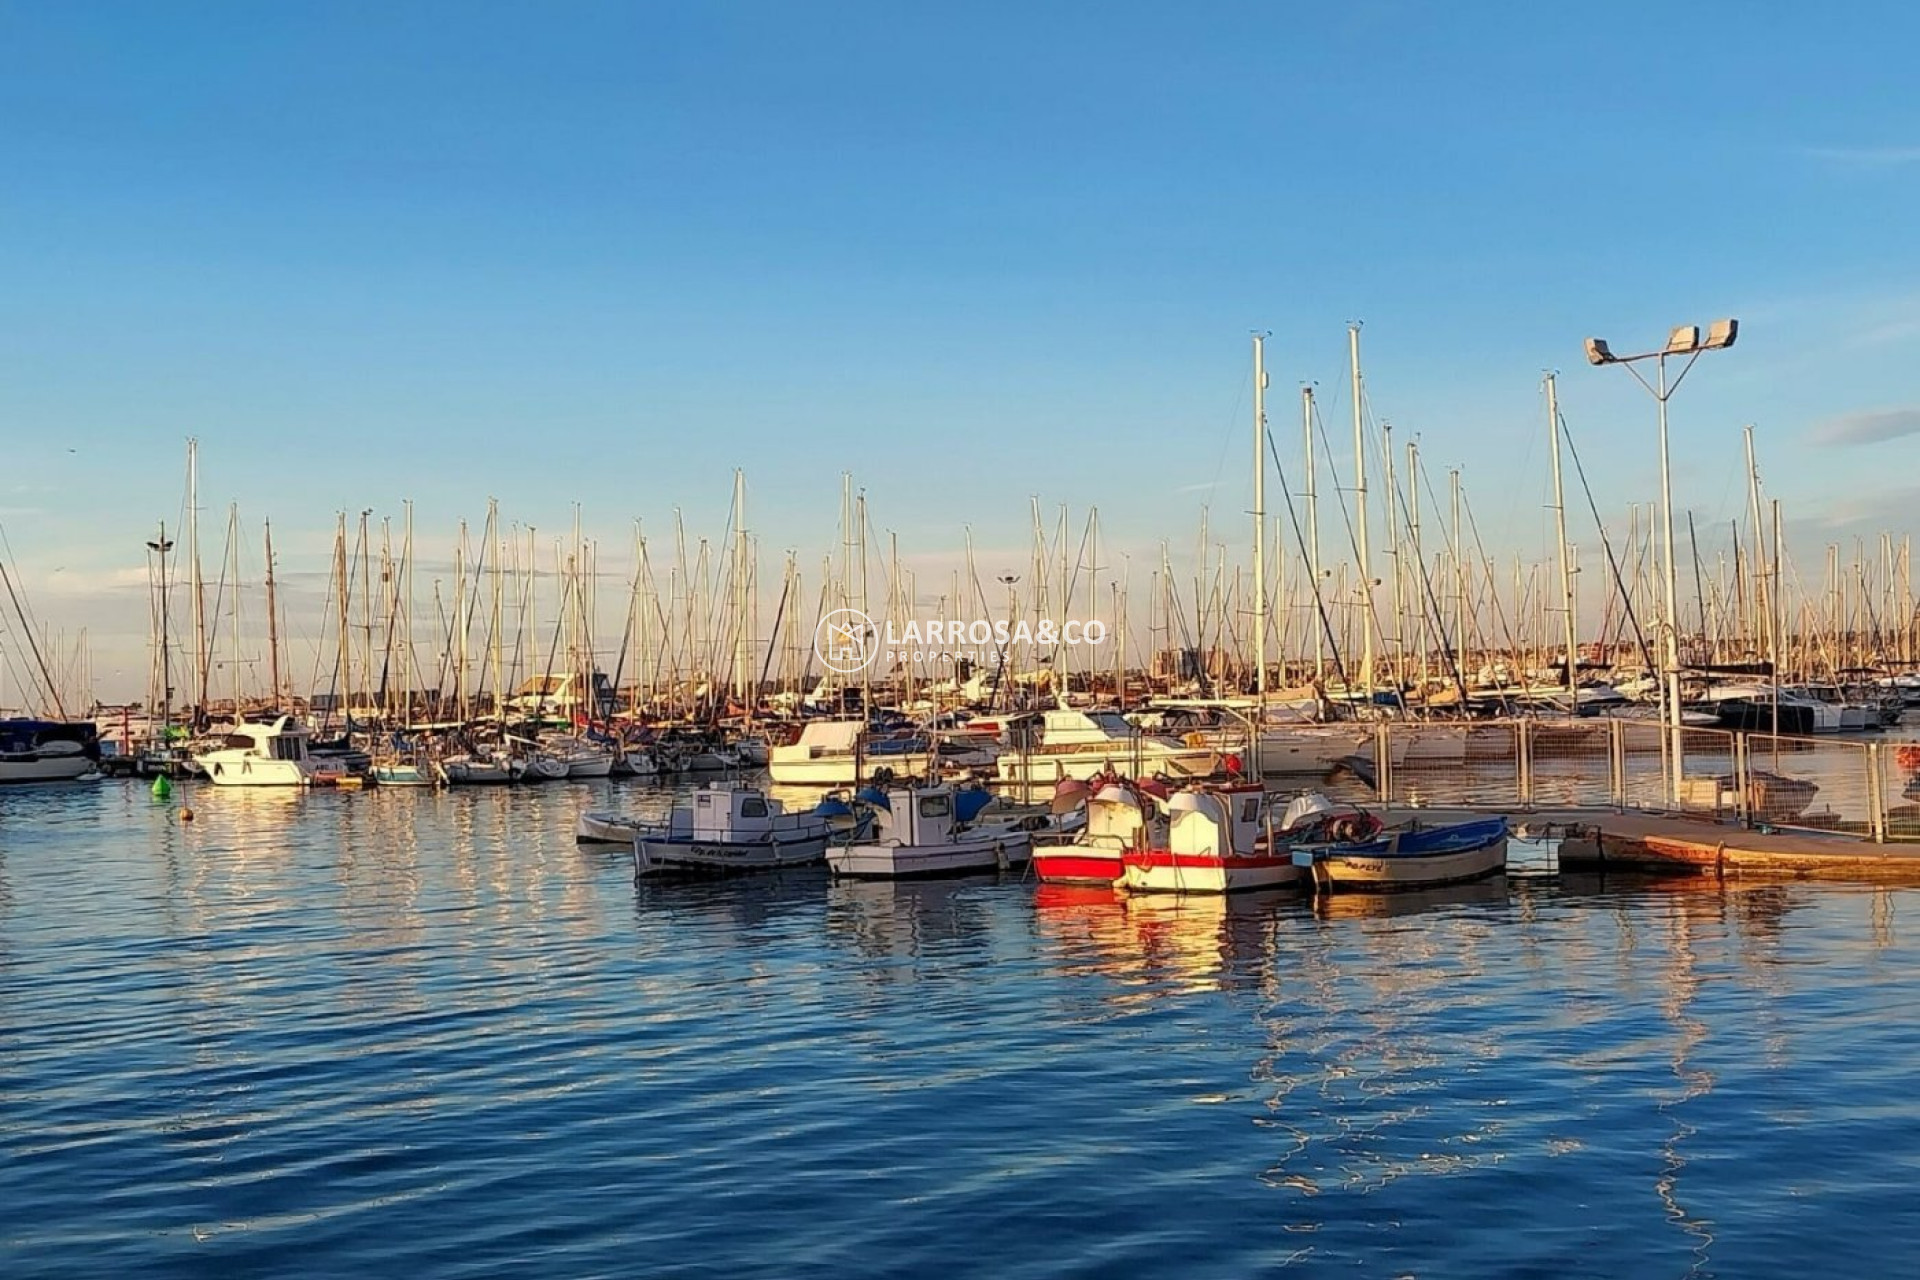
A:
[{"left": 1584, "top": 319, "right": 1739, "bottom": 803}]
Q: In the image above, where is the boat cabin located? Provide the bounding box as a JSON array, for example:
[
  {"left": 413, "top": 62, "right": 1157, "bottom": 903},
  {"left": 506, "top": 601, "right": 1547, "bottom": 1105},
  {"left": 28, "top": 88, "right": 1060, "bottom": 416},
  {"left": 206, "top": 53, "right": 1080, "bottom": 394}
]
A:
[
  {"left": 663, "top": 783, "right": 789, "bottom": 841},
  {"left": 1165, "top": 784, "right": 1267, "bottom": 859},
  {"left": 221, "top": 717, "right": 312, "bottom": 762},
  {"left": 870, "top": 785, "right": 956, "bottom": 846},
  {"left": 1084, "top": 781, "right": 1155, "bottom": 850}
]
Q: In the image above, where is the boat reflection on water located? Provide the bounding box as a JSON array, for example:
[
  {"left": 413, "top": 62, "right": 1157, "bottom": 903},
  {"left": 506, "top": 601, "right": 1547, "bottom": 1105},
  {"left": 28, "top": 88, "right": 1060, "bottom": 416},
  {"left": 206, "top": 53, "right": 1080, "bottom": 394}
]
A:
[
  {"left": 824, "top": 873, "right": 1002, "bottom": 967},
  {"left": 1031, "top": 882, "right": 1294, "bottom": 997},
  {"left": 1309, "top": 874, "right": 1513, "bottom": 922}
]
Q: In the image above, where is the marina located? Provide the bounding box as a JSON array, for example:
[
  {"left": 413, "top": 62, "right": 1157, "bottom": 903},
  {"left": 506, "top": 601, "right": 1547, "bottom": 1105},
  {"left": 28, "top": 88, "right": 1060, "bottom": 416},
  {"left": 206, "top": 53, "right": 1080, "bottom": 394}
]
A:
[{"left": 8, "top": 3, "right": 1920, "bottom": 1273}]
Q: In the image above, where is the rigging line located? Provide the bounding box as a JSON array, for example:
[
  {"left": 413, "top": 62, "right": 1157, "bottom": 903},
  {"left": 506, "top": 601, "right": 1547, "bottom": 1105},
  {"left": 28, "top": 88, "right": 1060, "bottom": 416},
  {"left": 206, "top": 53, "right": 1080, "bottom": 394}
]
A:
[
  {"left": 1382, "top": 444, "right": 1472, "bottom": 707},
  {"left": 1310, "top": 395, "right": 1394, "bottom": 675},
  {"left": 0, "top": 560, "right": 63, "bottom": 716},
  {"left": 1457, "top": 487, "right": 1526, "bottom": 715},
  {"left": 1263, "top": 429, "right": 1354, "bottom": 699},
  {"left": 1558, "top": 408, "right": 1659, "bottom": 679}
]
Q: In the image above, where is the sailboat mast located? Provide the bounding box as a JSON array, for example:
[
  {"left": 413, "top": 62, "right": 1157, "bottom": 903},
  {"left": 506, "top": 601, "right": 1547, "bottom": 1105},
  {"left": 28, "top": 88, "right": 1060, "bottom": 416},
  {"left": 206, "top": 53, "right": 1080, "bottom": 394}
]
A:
[
  {"left": 733, "top": 468, "right": 749, "bottom": 704},
  {"left": 188, "top": 438, "right": 208, "bottom": 717},
  {"left": 228, "top": 503, "right": 241, "bottom": 719},
  {"left": 1252, "top": 332, "right": 1268, "bottom": 699},
  {"left": 264, "top": 519, "right": 281, "bottom": 711},
  {"left": 1303, "top": 385, "right": 1322, "bottom": 679},
  {"left": 1349, "top": 323, "right": 1374, "bottom": 701},
  {"left": 1546, "top": 373, "right": 1578, "bottom": 692},
  {"left": 335, "top": 513, "right": 351, "bottom": 727}
]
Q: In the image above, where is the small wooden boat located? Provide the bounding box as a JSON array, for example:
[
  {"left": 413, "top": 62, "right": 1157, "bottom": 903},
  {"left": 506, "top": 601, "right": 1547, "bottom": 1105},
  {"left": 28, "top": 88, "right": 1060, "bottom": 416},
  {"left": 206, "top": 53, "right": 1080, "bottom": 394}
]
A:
[
  {"left": 629, "top": 782, "right": 838, "bottom": 877},
  {"left": 1292, "top": 807, "right": 1508, "bottom": 892},
  {"left": 827, "top": 782, "right": 1032, "bottom": 879},
  {"left": 1120, "top": 782, "right": 1301, "bottom": 895}
]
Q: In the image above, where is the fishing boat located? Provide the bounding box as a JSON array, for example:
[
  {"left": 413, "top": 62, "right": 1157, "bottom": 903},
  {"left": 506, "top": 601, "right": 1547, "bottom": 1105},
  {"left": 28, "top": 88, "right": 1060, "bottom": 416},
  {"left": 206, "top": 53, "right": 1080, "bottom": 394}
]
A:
[
  {"left": 1289, "top": 795, "right": 1508, "bottom": 891},
  {"left": 0, "top": 719, "right": 101, "bottom": 784},
  {"left": 627, "top": 783, "right": 841, "bottom": 877},
  {"left": 1030, "top": 774, "right": 1165, "bottom": 885},
  {"left": 194, "top": 716, "right": 317, "bottom": 787},
  {"left": 826, "top": 781, "right": 1033, "bottom": 879},
  {"left": 1119, "top": 782, "right": 1302, "bottom": 894}
]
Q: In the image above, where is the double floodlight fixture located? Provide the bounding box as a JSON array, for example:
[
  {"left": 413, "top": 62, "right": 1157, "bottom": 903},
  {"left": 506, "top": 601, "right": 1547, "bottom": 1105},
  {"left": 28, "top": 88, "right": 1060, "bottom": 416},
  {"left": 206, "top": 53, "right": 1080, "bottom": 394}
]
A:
[{"left": 1585, "top": 318, "right": 1738, "bottom": 367}]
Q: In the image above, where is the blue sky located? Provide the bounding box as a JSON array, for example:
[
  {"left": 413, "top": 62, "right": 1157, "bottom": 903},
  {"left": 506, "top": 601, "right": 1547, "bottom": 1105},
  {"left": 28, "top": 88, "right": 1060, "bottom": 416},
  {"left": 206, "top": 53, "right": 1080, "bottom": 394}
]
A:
[{"left": 4, "top": 2, "right": 1920, "bottom": 699}]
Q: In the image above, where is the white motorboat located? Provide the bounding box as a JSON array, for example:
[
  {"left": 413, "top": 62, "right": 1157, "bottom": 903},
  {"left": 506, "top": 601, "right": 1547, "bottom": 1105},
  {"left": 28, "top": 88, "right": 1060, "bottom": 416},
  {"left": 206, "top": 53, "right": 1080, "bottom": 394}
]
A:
[
  {"left": 768, "top": 720, "right": 992, "bottom": 786},
  {"left": 194, "top": 716, "right": 317, "bottom": 787},
  {"left": 629, "top": 783, "right": 837, "bottom": 877},
  {"left": 995, "top": 708, "right": 1217, "bottom": 785},
  {"left": 827, "top": 782, "right": 1033, "bottom": 879}
]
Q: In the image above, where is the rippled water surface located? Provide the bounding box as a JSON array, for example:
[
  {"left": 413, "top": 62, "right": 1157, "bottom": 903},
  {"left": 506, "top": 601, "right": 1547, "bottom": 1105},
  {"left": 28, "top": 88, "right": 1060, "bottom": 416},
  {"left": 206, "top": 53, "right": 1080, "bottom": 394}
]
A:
[{"left": 5, "top": 778, "right": 1920, "bottom": 1278}]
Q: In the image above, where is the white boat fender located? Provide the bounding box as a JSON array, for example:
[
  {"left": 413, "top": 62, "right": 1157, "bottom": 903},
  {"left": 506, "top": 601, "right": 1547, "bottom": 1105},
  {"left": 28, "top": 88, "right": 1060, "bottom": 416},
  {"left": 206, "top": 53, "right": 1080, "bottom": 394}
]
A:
[{"left": 995, "top": 840, "right": 1008, "bottom": 872}]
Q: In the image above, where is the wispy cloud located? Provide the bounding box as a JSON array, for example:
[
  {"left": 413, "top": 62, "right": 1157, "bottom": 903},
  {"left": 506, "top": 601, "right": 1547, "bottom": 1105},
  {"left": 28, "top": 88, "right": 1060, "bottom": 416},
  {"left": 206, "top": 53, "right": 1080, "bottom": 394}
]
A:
[
  {"left": 1812, "top": 407, "right": 1920, "bottom": 446},
  {"left": 1802, "top": 145, "right": 1920, "bottom": 168}
]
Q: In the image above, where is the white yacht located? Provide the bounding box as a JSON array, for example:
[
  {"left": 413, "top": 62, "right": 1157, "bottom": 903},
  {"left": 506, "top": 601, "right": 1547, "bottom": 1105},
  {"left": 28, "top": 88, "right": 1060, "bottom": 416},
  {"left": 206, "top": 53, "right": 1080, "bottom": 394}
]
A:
[
  {"left": 995, "top": 708, "right": 1217, "bottom": 785},
  {"left": 767, "top": 720, "right": 994, "bottom": 786},
  {"left": 194, "top": 716, "right": 317, "bottom": 787}
]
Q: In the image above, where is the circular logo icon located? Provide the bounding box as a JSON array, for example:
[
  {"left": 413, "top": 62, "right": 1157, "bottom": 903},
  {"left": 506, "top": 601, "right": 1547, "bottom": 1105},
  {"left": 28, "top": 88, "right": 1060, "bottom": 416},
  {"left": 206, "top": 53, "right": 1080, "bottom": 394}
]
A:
[{"left": 814, "top": 607, "right": 879, "bottom": 675}]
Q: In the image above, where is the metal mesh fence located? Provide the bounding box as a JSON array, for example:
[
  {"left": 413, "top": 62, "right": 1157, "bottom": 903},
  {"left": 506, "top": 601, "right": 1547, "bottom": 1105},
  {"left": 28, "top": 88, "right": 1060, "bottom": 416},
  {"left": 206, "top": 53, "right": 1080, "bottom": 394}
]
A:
[
  {"left": 1527, "top": 719, "right": 1616, "bottom": 809},
  {"left": 1744, "top": 734, "right": 1879, "bottom": 837},
  {"left": 1884, "top": 743, "right": 1920, "bottom": 841}
]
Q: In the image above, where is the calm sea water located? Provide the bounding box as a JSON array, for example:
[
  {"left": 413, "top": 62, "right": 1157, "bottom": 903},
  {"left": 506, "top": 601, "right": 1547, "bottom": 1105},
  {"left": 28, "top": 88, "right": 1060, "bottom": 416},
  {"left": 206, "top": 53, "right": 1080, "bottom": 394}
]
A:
[{"left": 5, "top": 777, "right": 1920, "bottom": 1278}]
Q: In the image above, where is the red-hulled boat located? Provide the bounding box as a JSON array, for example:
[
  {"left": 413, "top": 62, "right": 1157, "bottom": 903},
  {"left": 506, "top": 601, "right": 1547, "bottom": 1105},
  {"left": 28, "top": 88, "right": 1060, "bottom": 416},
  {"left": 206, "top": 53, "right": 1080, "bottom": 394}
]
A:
[{"left": 1030, "top": 774, "right": 1167, "bottom": 885}]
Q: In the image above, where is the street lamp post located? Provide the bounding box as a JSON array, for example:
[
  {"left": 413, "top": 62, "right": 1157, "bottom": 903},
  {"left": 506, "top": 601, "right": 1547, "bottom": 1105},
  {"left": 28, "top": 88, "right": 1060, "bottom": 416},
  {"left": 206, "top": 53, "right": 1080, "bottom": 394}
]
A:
[{"left": 1584, "top": 319, "right": 1739, "bottom": 805}]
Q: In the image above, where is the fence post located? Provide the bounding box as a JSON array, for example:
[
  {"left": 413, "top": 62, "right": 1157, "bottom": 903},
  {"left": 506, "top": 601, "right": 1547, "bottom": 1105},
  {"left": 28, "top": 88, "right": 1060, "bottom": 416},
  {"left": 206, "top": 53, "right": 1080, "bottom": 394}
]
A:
[
  {"left": 1517, "top": 718, "right": 1534, "bottom": 810},
  {"left": 1733, "top": 732, "right": 1749, "bottom": 827},
  {"left": 1609, "top": 716, "right": 1625, "bottom": 810},
  {"left": 1375, "top": 720, "right": 1393, "bottom": 809},
  {"left": 1869, "top": 742, "right": 1887, "bottom": 845}
]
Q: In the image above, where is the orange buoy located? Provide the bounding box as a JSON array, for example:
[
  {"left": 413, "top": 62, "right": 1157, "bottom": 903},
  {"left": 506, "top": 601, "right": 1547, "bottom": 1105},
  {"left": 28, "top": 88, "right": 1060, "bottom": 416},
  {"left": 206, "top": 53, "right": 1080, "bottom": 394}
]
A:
[{"left": 180, "top": 807, "right": 194, "bottom": 822}]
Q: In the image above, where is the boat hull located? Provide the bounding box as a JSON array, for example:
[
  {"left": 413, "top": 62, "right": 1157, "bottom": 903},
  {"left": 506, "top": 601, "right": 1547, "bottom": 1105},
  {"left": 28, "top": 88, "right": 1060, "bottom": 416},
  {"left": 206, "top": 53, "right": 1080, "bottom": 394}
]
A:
[
  {"left": 196, "top": 756, "right": 311, "bottom": 787},
  {"left": 0, "top": 754, "right": 97, "bottom": 784},
  {"left": 827, "top": 831, "right": 1032, "bottom": 879},
  {"left": 1119, "top": 850, "right": 1301, "bottom": 894},
  {"left": 768, "top": 752, "right": 941, "bottom": 786},
  {"left": 1294, "top": 819, "right": 1508, "bottom": 891},
  {"left": 996, "top": 748, "right": 1217, "bottom": 785},
  {"left": 577, "top": 811, "right": 640, "bottom": 844},
  {"left": 633, "top": 832, "right": 830, "bottom": 877},
  {"left": 1030, "top": 848, "right": 1124, "bottom": 885},
  {"left": 442, "top": 758, "right": 519, "bottom": 785}
]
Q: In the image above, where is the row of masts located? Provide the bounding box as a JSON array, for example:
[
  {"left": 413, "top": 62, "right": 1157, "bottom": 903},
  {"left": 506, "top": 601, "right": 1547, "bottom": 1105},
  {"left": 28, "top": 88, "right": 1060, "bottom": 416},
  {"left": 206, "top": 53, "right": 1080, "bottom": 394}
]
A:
[{"left": 24, "top": 330, "right": 1920, "bottom": 722}]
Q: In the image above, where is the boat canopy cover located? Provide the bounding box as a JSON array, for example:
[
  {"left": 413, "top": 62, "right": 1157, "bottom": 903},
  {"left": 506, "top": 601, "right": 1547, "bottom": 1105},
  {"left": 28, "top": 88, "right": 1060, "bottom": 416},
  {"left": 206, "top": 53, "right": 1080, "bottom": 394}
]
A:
[
  {"left": 954, "top": 788, "right": 994, "bottom": 824},
  {"left": 854, "top": 785, "right": 892, "bottom": 811},
  {"left": 1281, "top": 791, "right": 1341, "bottom": 829}
]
